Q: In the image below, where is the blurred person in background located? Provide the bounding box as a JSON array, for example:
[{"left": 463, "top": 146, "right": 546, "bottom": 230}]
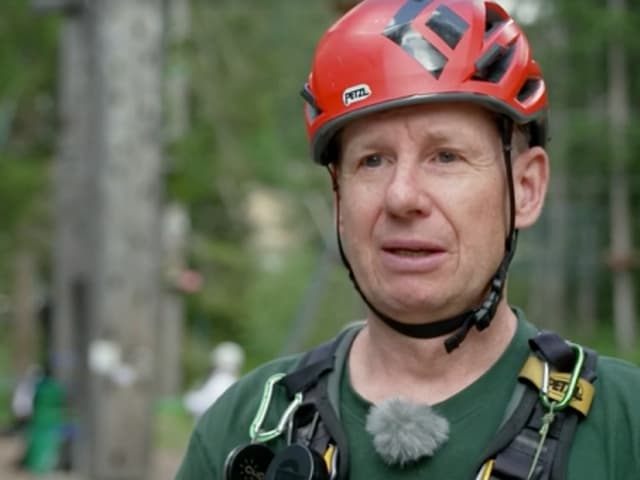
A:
[
  {"left": 19, "top": 363, "right": 69, "bottom": 473},
  {"left": 183, "top": 341, "right": 245, "bottom": 421},
  {"left": 176, "top": 0, "right": 640, "bottom": 479},
  {"left": 2, "top": 365, "right": 42, "bottom": 437}
]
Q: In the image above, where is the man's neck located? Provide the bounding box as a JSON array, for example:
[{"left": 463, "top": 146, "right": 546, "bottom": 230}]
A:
[{"left": 348, "top": 301, "right": 518, "bottom": 405}]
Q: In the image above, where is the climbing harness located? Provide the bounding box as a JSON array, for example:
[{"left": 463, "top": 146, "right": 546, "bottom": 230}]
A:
[{"left": 224, "top": 328, "right": 597, "bottom": 480}]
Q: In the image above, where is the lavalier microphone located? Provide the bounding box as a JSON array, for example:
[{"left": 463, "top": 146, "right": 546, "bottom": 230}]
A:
[{"left": 365, "top": 397, "right": 450, "bottom": 466}]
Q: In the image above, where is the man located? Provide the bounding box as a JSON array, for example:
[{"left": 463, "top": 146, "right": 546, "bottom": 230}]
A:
[{"left": 176, "top": 1, "right": 640, "bottom": 478}]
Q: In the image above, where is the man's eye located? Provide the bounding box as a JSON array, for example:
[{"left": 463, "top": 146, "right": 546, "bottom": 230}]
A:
[
  {"left": 436, "top": 151, "right": 458, "bottom": 163},
  {"left": 362, "top": 154, "right": 384, "bottom": 168}
]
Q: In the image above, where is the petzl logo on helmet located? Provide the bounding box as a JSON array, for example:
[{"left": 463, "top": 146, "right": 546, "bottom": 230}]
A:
[{"left": 343, "top": 84, "right": 371, "bottom": 106}]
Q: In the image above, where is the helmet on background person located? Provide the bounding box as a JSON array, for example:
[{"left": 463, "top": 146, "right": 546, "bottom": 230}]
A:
[
  {"left": 211, "top": 341, "right": 245, "bottom": 373},
  {"left": 302, "top": 0, "right": 548, "bottom": 166}
]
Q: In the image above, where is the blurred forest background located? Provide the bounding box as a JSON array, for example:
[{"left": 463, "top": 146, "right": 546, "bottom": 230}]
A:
[{"left": 0, "top": 0, "right": 639, "bottom": 478}]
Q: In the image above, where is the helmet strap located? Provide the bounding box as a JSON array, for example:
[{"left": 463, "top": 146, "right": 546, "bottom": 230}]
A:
[{"left": 331, "top": 116, "right": 518, "bottom": 353}]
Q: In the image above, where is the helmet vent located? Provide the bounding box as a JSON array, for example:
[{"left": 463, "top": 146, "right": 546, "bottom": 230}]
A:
[
  {"left": 484, "top": 6, "right": 507, "bottom": 38},
  {"left": 384, "top": 24, "right": 448, "bottom": 79},
  {"left": 426, "top": 5, "right": 470, "bottom": 50},
  {"left": 517, "top": 78, "right": 542, "bottom": 103},
  {"left": 387, "top": 0, "right": 435, "bottom": 27},
  {"left": 301, "top": 83, "right": 323, "bottom": 121},
  {"left": 473, "top": 42, "right": 515, "bottom": 83}
]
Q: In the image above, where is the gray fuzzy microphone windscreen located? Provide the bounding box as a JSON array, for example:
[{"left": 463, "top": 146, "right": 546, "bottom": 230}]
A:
[{"left": 365, "top": 397, "right": 450, "bottom": 467}]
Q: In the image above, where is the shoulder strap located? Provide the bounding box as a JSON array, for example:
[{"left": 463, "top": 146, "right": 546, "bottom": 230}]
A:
[
  {"left": 476, "top": 331, "right": 598, "bottom": 480},
  {"left": 279, "top": 324, "right": 361, "bottom": 480},
  {"left": 279, "top": 323, "right": 361, "bottom": 406}
]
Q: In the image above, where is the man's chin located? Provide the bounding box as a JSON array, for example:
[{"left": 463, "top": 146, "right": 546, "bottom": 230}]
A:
[{"left": 373, "top": 300, "right": 458, "bottom": 325}]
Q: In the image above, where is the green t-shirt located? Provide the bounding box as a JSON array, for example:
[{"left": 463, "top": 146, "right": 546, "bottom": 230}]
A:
[{"left": 175, "top": 313, "right": 640, "bottom": 479}]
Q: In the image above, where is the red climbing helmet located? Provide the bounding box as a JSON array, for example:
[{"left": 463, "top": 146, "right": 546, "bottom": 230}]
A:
[{"left": 302, "top": 0, "right": 548, "bottom": 164}]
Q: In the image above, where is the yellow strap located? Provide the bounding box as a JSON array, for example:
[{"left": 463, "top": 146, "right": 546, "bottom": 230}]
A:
[
  {"left": 476, "top": 459, "right": 495, "bottom": 480},
  {"left": 323, "top": 444, "right": 336, "bottom": 472},
  {"left": 519, "top": 355, "right": 595, "bottom": 416}
]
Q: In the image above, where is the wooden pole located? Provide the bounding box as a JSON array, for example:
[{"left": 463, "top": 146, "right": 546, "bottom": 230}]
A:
[
  {"left": 11, "top": 248, "right": 39, "bottom": 378},
  {"left": 607, "top": 0, "right": 636, "bottom": 353},
  {"left": 42, "top": 0, "right": 165, "bottom": 476},
  {"left": 45, "top": 2, "right": 95, "bottom": 472},
  {"left": 157, "top": 0, "right": 192, "bottom": 397},
  {"left": 158, "top": 203, "right": 189, "bottom": 396},
  {"left": 86, "top": 0, "right": 166, "bottom": 477},
  {"left": 51, "top": 1, "right": 92, "bottom": 389}
]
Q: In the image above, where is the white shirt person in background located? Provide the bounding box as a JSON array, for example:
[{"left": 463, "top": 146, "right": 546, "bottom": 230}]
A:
[{"left": 183, "top": 341, "right": 245, "bottom": 420}]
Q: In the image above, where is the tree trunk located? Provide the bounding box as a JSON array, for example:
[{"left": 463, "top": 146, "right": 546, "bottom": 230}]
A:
[
  {"left": 86, "top": 0, "right": 166, "bottom": 478},
  {"left": 165, "top": 0, "right": 191, "bottom": 143},
  {"left": 158, "top": 203, "right": 189, "bottom": 396},
  {"left": 545, "top": 173, "right": 569, "bottom": 332},
  {"left": 51, "top": 5, "right": 96, "bottom": 475},
  {"left": 544, "top": 20, "right": 570, "bottom": 334},
  {"left": 11, "top": 249, "right": 39, "bottom": 378},
  {"left": 576, "top": 184, "right": 600, "bottom": 339},
  {"left": 52, "top": 5, "right": 93, "bottom": 390},
  {"left": 156, "top": 0, "right": 192, "bottom": 397},
  {"left": 607, "top": 0, "right": 636, "bottom": 354},
  {"left": 527, "top": 21, "right": 569, "bottom": 333}
]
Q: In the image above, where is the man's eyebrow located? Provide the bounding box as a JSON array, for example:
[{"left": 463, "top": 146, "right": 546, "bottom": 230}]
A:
[
  {"left": 342, "top": 132, "right": 387, "bottom": 153},
  {"left": 418, "top": 130, "right": 455, "bottom": 143},
  {"left": 342, "top": 123, "right": 486, "bottom": 155}
]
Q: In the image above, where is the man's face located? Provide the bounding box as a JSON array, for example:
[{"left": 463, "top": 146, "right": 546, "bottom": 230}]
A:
[{"left": 336, "top": 102, "right": 509, "bottom": 324}]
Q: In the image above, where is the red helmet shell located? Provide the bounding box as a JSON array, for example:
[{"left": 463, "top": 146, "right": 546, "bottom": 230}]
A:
[{"left": 303, "top": 0, "right": 548, "bottom": 164}]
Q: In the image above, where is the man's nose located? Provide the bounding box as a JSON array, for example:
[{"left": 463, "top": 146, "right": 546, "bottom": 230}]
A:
[{"left": 384, "top": 161, "right": 432, "bottom": 218}]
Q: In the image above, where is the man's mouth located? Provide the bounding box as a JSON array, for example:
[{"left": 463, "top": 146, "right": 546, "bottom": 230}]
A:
[{"left": 387, "top": 248, "right": 435, "bottom": 257}]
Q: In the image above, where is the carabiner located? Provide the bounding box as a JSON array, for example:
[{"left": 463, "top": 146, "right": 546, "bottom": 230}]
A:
[
  {"left": 539, "top": 342, "right": 585, "bottom": 411},
  {"left": 249, "top": 373, "right": 304, "bottom": 443},
  {"left": 529, "top": 342, "right": 586, "bottom": 479}
]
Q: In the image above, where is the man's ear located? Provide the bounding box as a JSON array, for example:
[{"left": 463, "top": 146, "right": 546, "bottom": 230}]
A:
[{"left": 513, "top": 146, "right": 549, "bottom": 229}]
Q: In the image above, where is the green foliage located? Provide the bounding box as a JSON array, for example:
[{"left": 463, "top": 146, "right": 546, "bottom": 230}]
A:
[
  {"left": 170, "top": 0, "right": 340, "bottom": 371},
  {"left": 0, "top": 2, "right": 58, "bottom": 281},
  {"left": 0, "top": 5, "right": 55, "bottom": 403},
  {"left": 0, "top": 4, "right": 58, "bottom": 132},
  {"left": 152, "top": 396, "right": 194, "bottom": 452},
  {"left": 573, "top": 323, "right": 640, "bottom": 366},
  {"left": 1, "top": 0, "right": 639, "bottom": 391},
  {"left": 240, "top": 246, "right": 318, "bottom": 369},
  {"left": 0, "top": 154, "right": 48, "bottom": 233},
  {"left": 175, "top": 0, "right": 334, "bottom": 193},
  {"left": 170, "top": 0, "right": 640, "bottom": 373},
  {"left": 0, "top": 319, "right": 11, "bottom": 427},
  {"left": 306, "top": 260, "right": 363, "bottom": 347}
]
